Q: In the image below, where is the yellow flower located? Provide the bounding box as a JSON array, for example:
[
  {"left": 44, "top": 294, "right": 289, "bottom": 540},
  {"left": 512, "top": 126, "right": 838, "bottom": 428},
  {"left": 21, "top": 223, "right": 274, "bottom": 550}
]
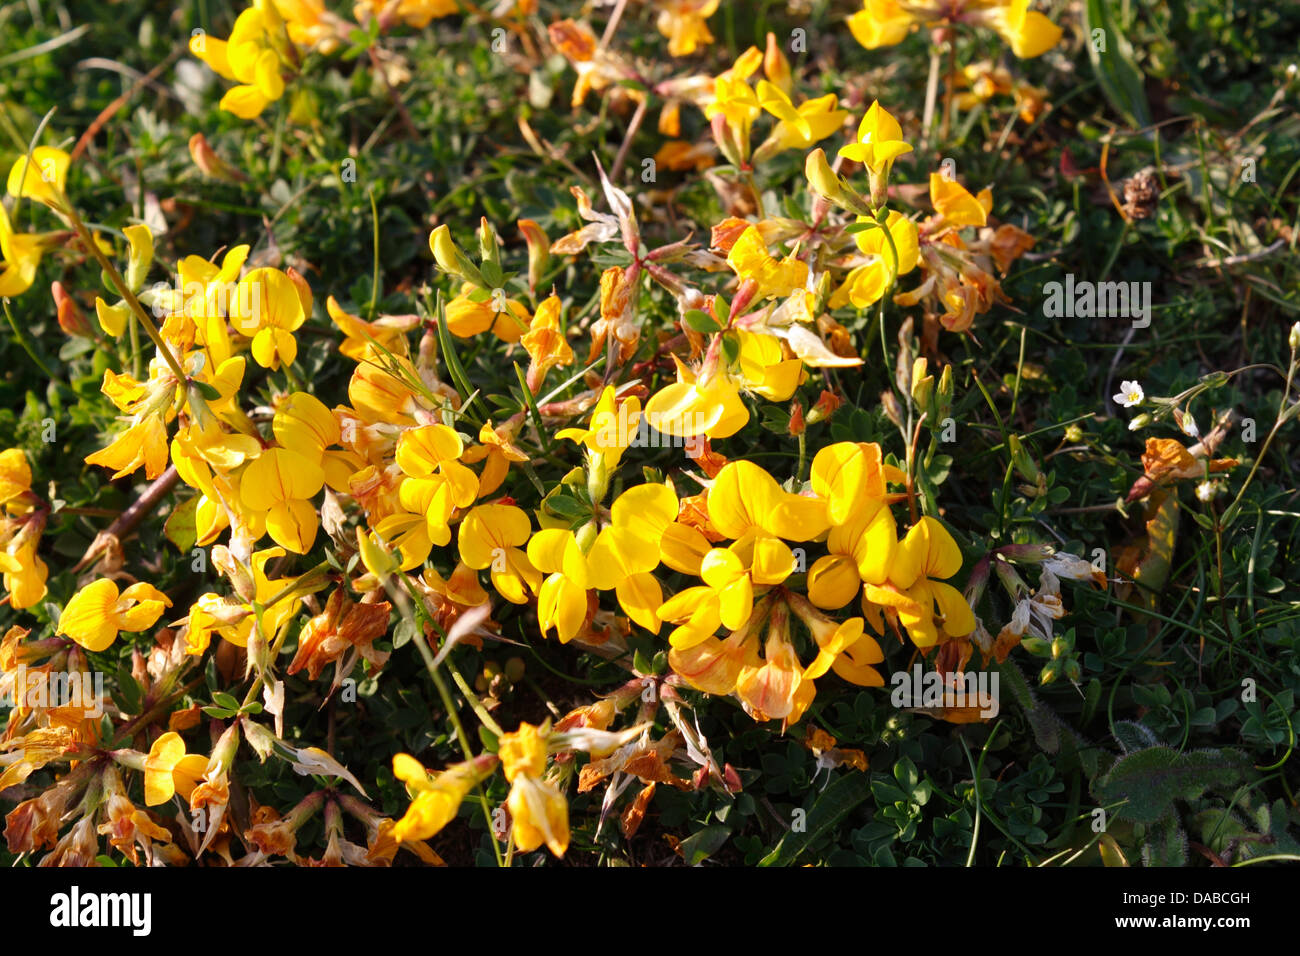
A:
[
  {"left": 831, "top": 210, "right": 920, "bottom": 309},
  {"left": 0, "top": 448, "right": 33, "bottom": 509},
  {"left": 240, "top": 446, "right": 325, "bottom": 553},
  {"left": 754, "top": 83, "right": 848, "bottom": 155},
  {"left": 56, "top": 579, "right": 171, "bottom": 653},
  {"left": 347, "top": 347, "right": 421, "bottom": 425},
  {"left": 644, "top": 355, "right": 749, "bottom": 440},
  {"left": 444, "top": 285, "right": 530, "bottom": 343},
  {"left": 521, "top": 295, "right": 573, "bottom": 392},
  {"left": 806, "top": 501, "right": 896, "bottom": 609},
  {"left": 838, "top": 100, "right": 912, "bottom": 176},
  {"left": 704, "top": 46, "right": 763, "bottom": 132},
  {"left": 527, "top": 483, "right": 677, "bottom": 641},
  {"left": 199, "top": 547, "right": 307, "bottom": 654},
  {"left": 374, "top": 424, "right": 479, "bottom": 569},
  {"left": 354, "top": 0, "right": 458, "bottom": 29},
  {"left": 231, "top": 267, "right": 309, "bottom": 370},
  {"left": 645, "top": 332, "right": 802, "bottom": 440},
  {"left": 707, "top": 459, "right": 829, "bottom": 542},
  {"left": 992, "top": 0, "right": 1063, "bottom": 58},
  {"left": 326, "top": 296, "right": 419, "bottom": 361},
  {"left": 846, "top": 0, "right": 914, "bottom": 50},
  {"left": 805, "top": 442, "right": 902, "bottom": 608},
  {"left": 460, "top": 421, "right": 530, "bottom": 499},
  {"left": 727, "top": 226, "right": 810, "bottom": 300},
  {"left": 0, "top": 202, "right": 46, "bottom": 297},
  {"left": 458, "top": 503, "right": 541, "bottom": 604},
  {"left": 390, "top": 753, "right": 498, "bottom": 842},
  {"left": 85, "top": 414, "right": 171, "bottom": 481},
  {"left": 929, "top": 172, "right": 990, "bottom": 229},
  {"left": 865, "top": 516, "right": 975, "bottom": 647},
  {"left": 143, "top": 732, "right": 209, "bottom": 806},
  {"left": 6, "top": 146, "right": 70, "bottom": 209},
  {"left": 700, "top": 532, "right": 795, "bottom": 631},
  {"left": 499, "top": 722, "right": 569, "bottom": 857},
  {"left": 0, "top": 535, "right": 48, "bottom": 609},
  {"left": 656, "top": 0, "right": 719, "bottom": 56},
  {"left": 169, "top": 244, "right": 250, "bottom": 364},
  {"left": 556, "top": 386, "right": 642, "bottom": 473},
  {"left": 191, "top": 8, "right": 289, "bottom": 119}
]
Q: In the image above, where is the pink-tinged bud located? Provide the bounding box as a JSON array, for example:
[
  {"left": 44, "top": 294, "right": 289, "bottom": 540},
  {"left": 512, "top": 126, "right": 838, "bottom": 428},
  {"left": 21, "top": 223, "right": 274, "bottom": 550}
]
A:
[
  {"left": 880, "top": 389, "right": 903, "bottom": 427},
  {"left": 788, "top": 401, "right": 806, "bottom": 436},
  {"left": 710, "top": 112, "right": 743, "bottom": 168},
  {"left": 518, "top": 219, "right": 550, "bottom": 295},
  {"left": 994, "top": 557, "right": 1030, "bottom": 600},
  {"left": 806, "top": 388, "right": 843, "bottom": 424},
  {"left": 729, "top": 278, "right": 758, "bottom": 321},
  {"left": 646, "top": 262, "right": 685, "bottom": 297},
  {"left": 51, "top": 282, "right": 92, "bottom": 337},
  {"left": 188, "top": 133, "right": 248, "bottom": 183},
  {"left": 963, "top": 554, "right": 992, "bottom": 607},
  {"left": 764, "top": 32, "right": 792, "bottom": 95},
  {"left": 286, "top": 267, "right": 314, "bottom": 318}
]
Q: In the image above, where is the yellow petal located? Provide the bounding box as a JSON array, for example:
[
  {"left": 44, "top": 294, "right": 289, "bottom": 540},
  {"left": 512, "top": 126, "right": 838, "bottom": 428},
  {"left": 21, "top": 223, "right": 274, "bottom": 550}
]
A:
[{"left": 56, "top": 579, "right": 121, "bottom": 652}]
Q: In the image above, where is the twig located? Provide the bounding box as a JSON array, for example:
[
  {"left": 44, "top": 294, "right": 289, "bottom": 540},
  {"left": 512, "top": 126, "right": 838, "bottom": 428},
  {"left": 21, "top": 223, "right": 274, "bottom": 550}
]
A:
[
  {"left": 71, "top": 50, "right": 184, "bottom": 162},
  {"left": 74, "top": 465, "right": 180, "bottom": 572},
  {"left": 610, "top": 95, "right": 649, "bottom": 184}
]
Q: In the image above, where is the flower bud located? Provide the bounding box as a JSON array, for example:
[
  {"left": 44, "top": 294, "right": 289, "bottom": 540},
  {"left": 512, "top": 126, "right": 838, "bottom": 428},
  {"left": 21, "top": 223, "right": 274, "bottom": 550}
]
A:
[
  {"left": 188, "top": 133, "right": 249, "bottom": 183},
  {"left": 478, "top": 217, "right": 501, "bottom": 270},
  {"left": 518, "top": 219, "right": 550, "bottom": 296},
  {"left": 710, "top": 113, "right": 744, "bottom": 168},
  {"left": 805, "top": 149, "right": 874, "bottom": 216},
  {"left": 286, "top": 266, "right": 313, "bottom": 318},
  {"left": 51, "top": 282, "right": 92, "bottom": 337},
  {"left": 1008, "top": 434, "right": 1040, "bottom": 484},
  {"left": 935, "top": 364, "right": 954, "bottom": 422},
  {"left": 804, "top": 149, "right": 842, "bottom": 203},
  {"left": 763, "top": 32, "right": 792, "bottom": 95},
  {"left": 880, "top": 389, "right": 903, "bottom": 427},
  {"left": 429, "top": 225, "right": 487, "bottom": 288},
  {"left": 910, "top": 357, "right": 934, "bottom": 417}
]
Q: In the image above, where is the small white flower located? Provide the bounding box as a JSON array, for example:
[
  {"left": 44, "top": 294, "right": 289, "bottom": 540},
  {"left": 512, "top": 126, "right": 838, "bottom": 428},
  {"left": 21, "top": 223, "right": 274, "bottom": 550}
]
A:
[
  {"left": 1195, "top": 480, "right": 1217, "bottom": 502},
  {"left": 1113, "top": 380, "right": 1144, "bottom": 408},
  {"left": 1289, "top": 321, "right": 1300, "bottom": 352},
  {"left": 1179, "top": 412, "right": 1200, "bottom": 439}
]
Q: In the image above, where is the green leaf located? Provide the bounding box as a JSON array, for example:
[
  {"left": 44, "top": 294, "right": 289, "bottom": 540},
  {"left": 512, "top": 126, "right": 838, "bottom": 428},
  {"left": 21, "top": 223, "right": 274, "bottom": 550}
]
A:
[
  {"left": 682, "top": 309, "right": 722, "bottom": 334},
  {"left": 190, "top": 380, "right": 222, "bottom": 401},
  {"left": 719, "top": 331, "right": 741, "bottom": 367},
  {"left": 164, "top": 494, "right": 200, "bottom": 554},
  {"left": 759, "top": 771, "right": 872, "bottom": 866},
  {"left": 1094, "top": 746, "right": 1253, "bottom": 824},
  {"left": 678, "top": 824, "right": 731, "bottom": 865},
  {"left": 1083, "top": 0, "right": 1151, "bottom": 129}
]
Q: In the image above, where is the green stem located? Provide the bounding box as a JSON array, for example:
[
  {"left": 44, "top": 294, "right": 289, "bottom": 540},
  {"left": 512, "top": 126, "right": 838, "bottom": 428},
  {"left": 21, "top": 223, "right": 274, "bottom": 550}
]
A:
[
  {"left": 65, "top": 207, "right": 189, "bottom": 386},
  {"left": 2, "top": 300, "right": 56, "bottom": 378},
  {"left": 389, "top": 570, "right": 506, "bottom": 867},
  {"left": 1222, "top": 351, "right": 1297, "bottom": 527}
]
